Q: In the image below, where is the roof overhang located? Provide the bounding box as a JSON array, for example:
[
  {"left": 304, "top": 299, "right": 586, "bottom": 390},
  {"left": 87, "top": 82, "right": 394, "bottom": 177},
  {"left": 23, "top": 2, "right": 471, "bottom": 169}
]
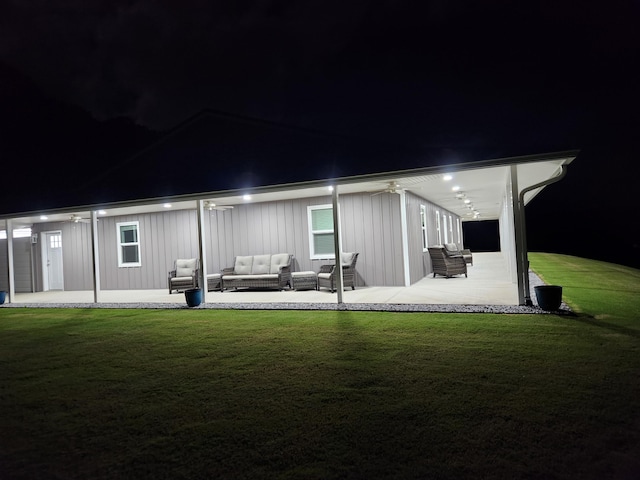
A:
[{"left": 0, "top": 150, "right": 578, "bottom": 229}]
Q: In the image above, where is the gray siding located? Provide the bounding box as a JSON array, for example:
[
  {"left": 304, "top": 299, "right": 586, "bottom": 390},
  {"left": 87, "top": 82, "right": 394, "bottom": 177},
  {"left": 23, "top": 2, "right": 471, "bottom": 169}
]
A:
[
  {"left": 8, "top": 191, "right": 455, "bottom": 292},
  {"left": 0, "top": 238, "right": 33, "bottom": 292},
  {"left": 405, "top": 191, "right": 462, "bottom": 284},
  {"left": 99, "top": 210, "right": 200, "bottom": 290},
  {"left": 31, "top": 222, "right": 93, "bottom": 291},
  {"left": 204, "top": 192, "right": 405, "bottom": 287}
]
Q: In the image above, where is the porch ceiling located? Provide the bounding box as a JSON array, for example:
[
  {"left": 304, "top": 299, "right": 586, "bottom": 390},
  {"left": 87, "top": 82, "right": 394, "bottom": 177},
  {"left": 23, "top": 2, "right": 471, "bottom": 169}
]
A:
[{"left": 2, "top": 152, "right": 575, "bottom": 229}]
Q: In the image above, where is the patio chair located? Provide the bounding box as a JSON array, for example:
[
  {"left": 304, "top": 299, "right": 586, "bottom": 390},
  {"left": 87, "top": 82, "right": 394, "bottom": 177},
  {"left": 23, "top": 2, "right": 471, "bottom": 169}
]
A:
[
  {"left": 444, "top": 242, "right": 473, "bottom": 266},
  {"left": 168, "top": 258, "right": 200, "bottom": 293},
  {"left": 318, "top": 252, "right": 359, "bottom": 292},
  {"left": 428, "top": 246, "right": 467, "bottom": 278}
]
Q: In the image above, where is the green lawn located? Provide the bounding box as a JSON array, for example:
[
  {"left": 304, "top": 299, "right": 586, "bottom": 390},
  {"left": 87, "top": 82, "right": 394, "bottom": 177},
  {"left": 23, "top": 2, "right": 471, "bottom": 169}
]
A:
[{"left": 1, "top": 254, "right": 639, "bottom": 479}]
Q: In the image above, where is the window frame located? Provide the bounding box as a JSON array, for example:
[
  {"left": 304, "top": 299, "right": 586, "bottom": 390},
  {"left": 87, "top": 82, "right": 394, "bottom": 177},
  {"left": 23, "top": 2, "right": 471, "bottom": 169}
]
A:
[
  {"left": 307, "top": 204, "right": 335, "bottom": 260},
  {"left": 116, "top": 221, "right": 141, "bottom": 267},
  {"left": 420, "top": 204, "right": 429, "bottom": 251},
  {"left": 435, "top": 210, "right": 442, "bottom": 245}
]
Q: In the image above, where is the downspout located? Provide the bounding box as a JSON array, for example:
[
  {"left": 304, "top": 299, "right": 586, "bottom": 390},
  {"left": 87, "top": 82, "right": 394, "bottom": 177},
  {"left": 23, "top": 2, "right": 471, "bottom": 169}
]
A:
[{"left": 517, "top": 164, "right": 568, "bottom": 305}]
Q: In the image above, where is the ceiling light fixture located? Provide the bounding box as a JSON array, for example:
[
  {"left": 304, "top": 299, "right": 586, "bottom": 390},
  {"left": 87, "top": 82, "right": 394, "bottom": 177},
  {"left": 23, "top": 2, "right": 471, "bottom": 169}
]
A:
[
  {"left": 40, "top": 215, "right": 48, "bottom": 220},
  {"left": 243, "top": 194, "right": 252, "bottom": 201},
  {"left": 163, "top": 203, "right": 172, "bottom": 208},
  {"left": 452, "top": 185, "right": 460, "bottom": 192},
  {"left": 443, "top": 174, "right": 453, "bottom": 181}
]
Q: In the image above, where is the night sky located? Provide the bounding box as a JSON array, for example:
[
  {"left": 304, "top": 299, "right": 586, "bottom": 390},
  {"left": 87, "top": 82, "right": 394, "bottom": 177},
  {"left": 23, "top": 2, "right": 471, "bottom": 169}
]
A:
[{"left": 1, "top": 1, "right": 639, "bottom": 267}]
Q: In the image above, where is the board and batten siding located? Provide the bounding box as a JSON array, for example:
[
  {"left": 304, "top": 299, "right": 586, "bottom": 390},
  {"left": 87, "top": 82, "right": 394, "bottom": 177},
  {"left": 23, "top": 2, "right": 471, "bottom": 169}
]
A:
[
  {"left": 404, "top": 191, "right": 462, "bottom": 284},
  {"left": 30, "top": 222, "right": 94, "bottom": 291},
  {"left": 204, "top": 192, "right": 405, "bottom": 287},
  {"left": 0, "top": 237, "right": 33, "bottom": 293},
  {"left": 10, "top": 191, "right": 457, "bottom": 292},
  {"left": 99, "top": 210, "right": 200, "bottom": 290}
]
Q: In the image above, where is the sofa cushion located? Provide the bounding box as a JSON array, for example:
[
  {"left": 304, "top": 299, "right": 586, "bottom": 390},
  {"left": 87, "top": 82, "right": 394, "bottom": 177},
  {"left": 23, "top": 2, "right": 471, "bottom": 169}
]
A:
[
  {"left": 270, "top": 253, "right": 290, "bottom": 274},
  {"left": 176, "top": 258, "right": 197, "bottom": 277},
  {"left": 251, "top": 254, "right": 272, "bottom": 275},
  {"left": 444, "top": 243, "right": 459, "bottom": 253},
  {"left": 341, "top": 252, "right": 355, "bottom": 267},
  {"left": 234, "top": 256, "right": 254, "bottom": 275}
]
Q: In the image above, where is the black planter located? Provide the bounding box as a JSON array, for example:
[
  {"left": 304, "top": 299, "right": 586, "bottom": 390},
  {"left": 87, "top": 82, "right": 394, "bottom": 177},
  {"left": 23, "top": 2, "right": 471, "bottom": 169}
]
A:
[
  {"left": 534, "top": 285, "right": 563, "bottom": 311},
  {"left": 184, "top": 288, "right": 202, "bottom": 307},
  {"left": 0, "top": 291, "right": 6, "bottom": 305}
]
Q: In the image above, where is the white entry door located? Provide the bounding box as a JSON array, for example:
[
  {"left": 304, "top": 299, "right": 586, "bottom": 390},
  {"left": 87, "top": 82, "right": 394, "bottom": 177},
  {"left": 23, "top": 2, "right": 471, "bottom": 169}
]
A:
[{"left": 42, "top": 231, "right": 64, "bottom": 291}]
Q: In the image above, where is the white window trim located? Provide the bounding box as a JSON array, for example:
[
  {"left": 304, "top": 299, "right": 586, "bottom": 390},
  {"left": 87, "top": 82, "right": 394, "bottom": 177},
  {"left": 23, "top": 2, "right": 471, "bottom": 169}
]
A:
[
  {"left": 307, "top": 204, "right": 335, "bottom": 260},
  {"left": 420, "top": 205, "right": 429, "bottom": 251},
  {"left": 435, "top": 210, "right": 442, "bottom": 245},
  {"left": 442, "top": 213, "right": 448, "bottom": 244},
  {"left": 116, "top": 221, "right": 141, "bottom": 267},
  {"left": 448, "top": 214, "right": 453, "bottom": 244}
]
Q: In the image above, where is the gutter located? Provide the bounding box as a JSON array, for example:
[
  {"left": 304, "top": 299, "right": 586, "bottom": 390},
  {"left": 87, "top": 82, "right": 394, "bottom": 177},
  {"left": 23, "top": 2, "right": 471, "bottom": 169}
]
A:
[{"left": 517, "top": 164, "right": 568, "bottom": 304}]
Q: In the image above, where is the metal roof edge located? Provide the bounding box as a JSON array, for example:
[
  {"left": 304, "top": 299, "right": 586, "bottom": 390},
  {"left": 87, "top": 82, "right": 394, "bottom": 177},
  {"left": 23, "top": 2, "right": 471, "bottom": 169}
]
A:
[{"left": 0, "top": 149, "right": 579, "bottom": 221}]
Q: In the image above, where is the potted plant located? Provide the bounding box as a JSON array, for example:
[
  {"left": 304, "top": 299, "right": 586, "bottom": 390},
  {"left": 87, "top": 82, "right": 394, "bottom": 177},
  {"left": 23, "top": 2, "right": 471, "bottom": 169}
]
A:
[
  {"left": 0, "top": 291, "right": 6, "bottom": 305},
  {"left": 184, "top": 288, "right": 202, "bottom": 308},
  {"left": 534, "top": 285, "right": 563, "bottom": 311}
]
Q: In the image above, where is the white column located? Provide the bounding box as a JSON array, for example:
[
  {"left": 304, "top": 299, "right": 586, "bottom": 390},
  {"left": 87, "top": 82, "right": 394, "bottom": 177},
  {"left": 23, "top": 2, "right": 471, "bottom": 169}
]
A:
[
  {"left": 6, "top": 219, "right": 15, "bottom": 303},
  {"left": 399, "top": 190, "right": 411, "bottom": 286},
  {"left": 197, "top": 200, "right": 208, "bottom": 303},
  {"left": 510, "top": 165, "right": 528, "bottom": 305},
  {"left": 91, "top": 210, "right": 102, "bottom": 303},
  {"left": 331, "top": 186, "right": 344, "bottom": 304}
]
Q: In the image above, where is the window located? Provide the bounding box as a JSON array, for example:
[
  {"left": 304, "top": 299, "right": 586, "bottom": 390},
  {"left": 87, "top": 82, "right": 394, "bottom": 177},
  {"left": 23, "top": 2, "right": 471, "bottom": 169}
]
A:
[
  {"left": 307, "top": 205, "right": 335, "bottom": 259},
  {"left": 456, "top": 218, "right": 461, "bottom": 245},
  {"left": 117, "top": 221, "right": 141, "bottom": 267},
  {"left": 435, "top": 210, "right": 442, "bottom": 245},
  {"left": 49, "top": 234, "right": 61, "bottom": 249},
  {"left": 420, "top": 205, "right": 428, "bottom": 251},
  {"left": 442, "top": 213, "right": 448, "bottom": 244},
  {"left": 449, "top": 215, "right": 453, "bottom": 244}
]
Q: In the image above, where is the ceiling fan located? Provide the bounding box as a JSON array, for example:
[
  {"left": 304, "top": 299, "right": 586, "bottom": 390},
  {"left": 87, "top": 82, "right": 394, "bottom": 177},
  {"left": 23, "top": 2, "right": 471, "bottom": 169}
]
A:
[
  {"left": 204, "top": 201, "right": 234, "bottom": 211},
  {"left": 369, "top": 181, "right": 405, "bottom": 196},
  {"left": 68, "top": 214, "right": 91, "bottom": 224}
]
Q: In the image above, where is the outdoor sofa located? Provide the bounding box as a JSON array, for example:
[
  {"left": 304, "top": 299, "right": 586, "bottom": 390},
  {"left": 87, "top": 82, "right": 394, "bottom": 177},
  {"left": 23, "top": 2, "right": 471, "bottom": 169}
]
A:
[
  {"left": 428, "top": 246, "right": 468, "bottom": 278},
  {"left": 317, "top": 252, "right": 359, "bottom": 292},
  {"left": 221, "top": 254, "right": 293, "bottom": 291}
]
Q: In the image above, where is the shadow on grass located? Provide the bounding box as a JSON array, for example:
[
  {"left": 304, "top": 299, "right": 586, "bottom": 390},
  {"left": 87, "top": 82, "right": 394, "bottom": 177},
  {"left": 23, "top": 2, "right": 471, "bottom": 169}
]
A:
[{"left": 572, "top": 314, "right": 640, "bottom": 339}]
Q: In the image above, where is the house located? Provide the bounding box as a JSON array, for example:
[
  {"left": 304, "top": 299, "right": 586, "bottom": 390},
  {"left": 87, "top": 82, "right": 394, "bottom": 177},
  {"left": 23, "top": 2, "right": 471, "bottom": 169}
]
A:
[{"left": 0, "top": 111, "right": 578, "bottom": 306}]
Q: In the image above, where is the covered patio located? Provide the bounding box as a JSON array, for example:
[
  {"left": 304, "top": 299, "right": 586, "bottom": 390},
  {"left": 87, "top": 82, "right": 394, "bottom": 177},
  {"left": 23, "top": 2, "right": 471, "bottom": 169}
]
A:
[{"left": 8, "top": 252, "right": 531, "bottom": 308}]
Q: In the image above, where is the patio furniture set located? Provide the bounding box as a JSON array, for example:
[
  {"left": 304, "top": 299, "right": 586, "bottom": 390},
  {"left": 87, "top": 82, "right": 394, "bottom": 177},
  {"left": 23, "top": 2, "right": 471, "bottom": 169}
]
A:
[
  {"left": 168, "top": 245, "right": 471, "bottom": 294},
  {"left": 168, "top": 252, "right": 360, "bottom": 293}
]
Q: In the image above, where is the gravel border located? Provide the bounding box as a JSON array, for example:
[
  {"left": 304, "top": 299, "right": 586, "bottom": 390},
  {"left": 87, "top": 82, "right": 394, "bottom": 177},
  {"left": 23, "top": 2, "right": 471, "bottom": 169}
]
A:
[{"left": 1, "top": 271, "right": 572, "bottom": 315}]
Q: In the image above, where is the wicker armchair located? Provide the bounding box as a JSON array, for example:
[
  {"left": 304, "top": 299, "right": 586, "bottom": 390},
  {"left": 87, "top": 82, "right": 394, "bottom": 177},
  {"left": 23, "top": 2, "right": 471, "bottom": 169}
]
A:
[
  {"left": 318, "top": 252, "right": 359, "bottom": 292},
  {"left": 444, "top": 242, "right": 473, "bottom": 266},
  {"left": 168, "top": 258, "right": 200, "bottom": 293},
  {"left": 428, "top": 247, "right": 467, "bottom": 278}
]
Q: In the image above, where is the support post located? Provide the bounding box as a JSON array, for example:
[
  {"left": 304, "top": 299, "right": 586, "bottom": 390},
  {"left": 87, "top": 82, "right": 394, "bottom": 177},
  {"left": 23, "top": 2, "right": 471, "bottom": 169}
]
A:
[
  {"left": 331, "top": 186, "right": 344, "bottom": 304},
  {"left": 91, "top": 210, "right": 102, "bottom": 303},
  {"left": 6, "top": 219, "right": 15, "bottom": 303},
  {"left": 399, "top": 190, "right": 411, "bottom": 286},
  {"left": 510, "top": 165, "right": 529, "bottom": 305},
  {"left": 197, "top": 200, "right": 208, "bottom": 303}
]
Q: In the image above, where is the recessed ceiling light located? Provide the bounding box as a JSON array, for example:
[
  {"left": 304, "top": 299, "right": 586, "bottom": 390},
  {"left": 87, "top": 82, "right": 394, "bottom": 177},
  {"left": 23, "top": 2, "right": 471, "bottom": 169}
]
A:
[
  {"left": 243, "top": 194, "right": 252, "bottom": 201},
  {"left": 40, "top": 215, "right": 48, "bottom": 220},
  {"left": 163, "top": 203, "right": 172, "bottom": 208},
  {"left": 452, "top": 185, "right": 460, "bottom": 192},
  {"left": 464, "top": 199, "right": 471, "bottom": 204},
  {"left": 98, "top": 210, "right": 106, "bottom": 215},
  {"left": 328, "top": 186, "right": 334, "bottom": 192},
  {"left": 443, "top": 174, "right": 453, "bottom": 181}
]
